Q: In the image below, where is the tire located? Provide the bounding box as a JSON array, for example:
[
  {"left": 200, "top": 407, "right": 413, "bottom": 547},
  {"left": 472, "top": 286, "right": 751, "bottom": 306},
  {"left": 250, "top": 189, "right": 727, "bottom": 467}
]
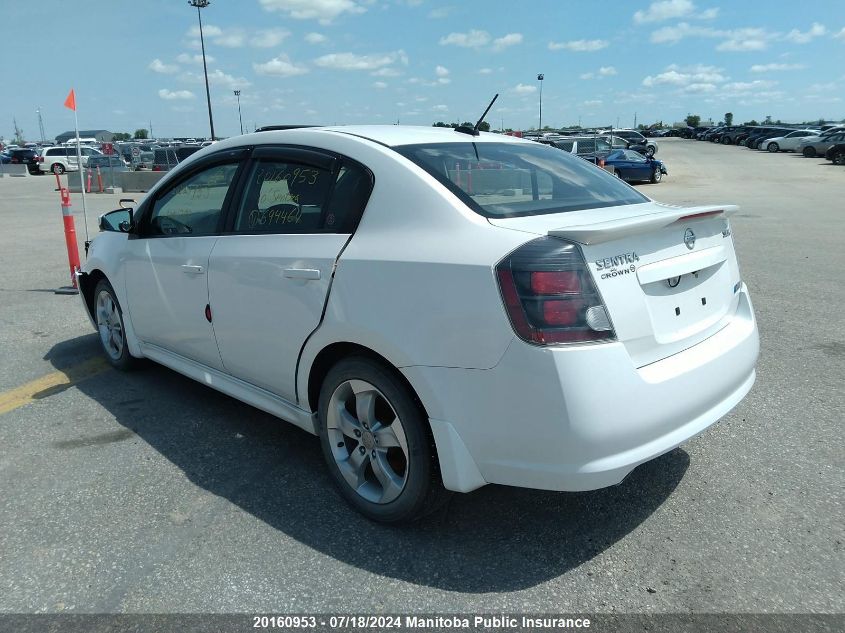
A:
[
  {"left": 650, "top": 167, "right": 662, "bottom": 183},
  {"left": 721, "top": 136, "right": 731, "bottom": 145},
  {"left": 767, "top": 142, "right": 779, "bottom": 153},
  {"left": 833, "top": 151, "right": 845, "bottom": 166},
  {"left": 318, "top": 356, "right": 449, "bottom": 523},
  {"left": 94, "top": 279, "right": 138, "bottom": 371},
  {"left": 51, "top": 163, "right": 65, "bottom": 175},
  {"left": 803, "top": 147, "right": 816, "bottom": 158}
]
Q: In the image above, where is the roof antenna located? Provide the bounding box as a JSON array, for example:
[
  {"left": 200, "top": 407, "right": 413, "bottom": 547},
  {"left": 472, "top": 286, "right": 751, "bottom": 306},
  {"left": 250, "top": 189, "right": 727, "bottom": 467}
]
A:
[{"left": 455, "top": 93, "right": 499, "bottom": 136}]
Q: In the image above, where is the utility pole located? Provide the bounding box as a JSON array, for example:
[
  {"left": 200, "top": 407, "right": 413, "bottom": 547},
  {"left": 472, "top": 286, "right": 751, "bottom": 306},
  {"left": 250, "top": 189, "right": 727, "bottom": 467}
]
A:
[
  {"left": 189, "top": 0, "right": 215, "bottom": 140},
  {"left": 149, "top": 120, "right": 154, "bottom": 139},
  {"left": 537, "top": 73, "right": 544, "bottom": 132},
  {"left": 234, "top": 90, "right": 244, "bottom": 135},
  {"left": 634, "top": 112, "right": 637, "bottom": 129},
  {"left": 36, "top": 108, "right": 46, "bottom": 142}
]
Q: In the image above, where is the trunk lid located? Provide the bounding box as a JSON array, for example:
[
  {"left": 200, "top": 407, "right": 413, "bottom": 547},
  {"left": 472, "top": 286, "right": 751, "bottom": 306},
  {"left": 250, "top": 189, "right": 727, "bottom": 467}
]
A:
[{"left": 489, "top": 202, "right": 743, "bottom": 367}]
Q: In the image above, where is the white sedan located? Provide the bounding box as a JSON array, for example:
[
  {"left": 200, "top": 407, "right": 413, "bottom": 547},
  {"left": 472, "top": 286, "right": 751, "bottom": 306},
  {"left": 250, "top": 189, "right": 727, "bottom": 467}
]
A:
[
  {"left": 760, "top": 129, "right": 819, "bottom": 152},
  {"left": 79, "top": 126, "right": 759, "bottom": 522}
]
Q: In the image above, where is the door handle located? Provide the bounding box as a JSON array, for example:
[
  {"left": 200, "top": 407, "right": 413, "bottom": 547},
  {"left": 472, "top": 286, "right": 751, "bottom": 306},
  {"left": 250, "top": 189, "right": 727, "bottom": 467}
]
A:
[
  {"left": 181, "top": 265, "right": 205, "bottom": 274},
  {"left": 283, "top": 268, "right": 321, "bottom": 281}
]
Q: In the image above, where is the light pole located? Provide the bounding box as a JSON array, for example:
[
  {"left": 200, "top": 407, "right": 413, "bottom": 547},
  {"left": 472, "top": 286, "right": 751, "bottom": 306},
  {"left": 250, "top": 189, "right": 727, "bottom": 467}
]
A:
[
  {"left": 234, "top": 90, "right": 244, "bottom": 135},
  {"left": 189, "top": 0, "right": 215, "bottom": 140},
  {"left": 537, "top": 73, "right": 544, "bottom": 132}
]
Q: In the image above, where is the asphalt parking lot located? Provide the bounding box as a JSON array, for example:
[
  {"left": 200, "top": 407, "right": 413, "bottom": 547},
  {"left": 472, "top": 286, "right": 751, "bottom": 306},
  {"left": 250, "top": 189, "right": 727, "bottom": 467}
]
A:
[{"left": 0, "top": 139, "right": 842, "bottom": 614}]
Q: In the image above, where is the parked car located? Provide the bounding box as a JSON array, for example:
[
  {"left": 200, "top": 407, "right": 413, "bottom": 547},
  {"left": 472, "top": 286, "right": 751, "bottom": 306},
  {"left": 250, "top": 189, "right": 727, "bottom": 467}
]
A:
[
  {"left": 134, "top": 151, "right": 155, "bottom": 170},
  {"left": 823, "top": 143, "right": 845, "bottom": 165},
  {"left": 37, "top": 145, "right": 102, "bottom": 174},
  {"left": 548, "top": 137, "right": 616, "bottom": 174},
  {"left": 745, "top": 127, "right": 793, "bottom": 150},
  {"left": 601, "top": 134, "right": 656, "bottom": 157},
  {"left": 761, "top": 130, "right": 819, "bottom": 153},
  {"left": 152, "top": 146, "right": 202, "bottom": 171},
  {"left": 718, "top": 126, "right": 758, "bottom": 145},
  {"left": 605, "top": 129, "right": 658, "bottom": 155},
  {"left": 602, "top": 149, "right": 667, "bottom": 183},
  {"left": 86, "top": 155, "right": 130, "bottom": 171},
  {"left": 7, "top": 148, "right": 40, "bottom": 174},
  {"left": 0, "top": 152, "right": 10, "bottom": 164},
  {"left": 798, "top": 132, "right": 845, "bottom": 157},
  {"left": 79, "top": 125, "right": 758, "bottom": 523}
]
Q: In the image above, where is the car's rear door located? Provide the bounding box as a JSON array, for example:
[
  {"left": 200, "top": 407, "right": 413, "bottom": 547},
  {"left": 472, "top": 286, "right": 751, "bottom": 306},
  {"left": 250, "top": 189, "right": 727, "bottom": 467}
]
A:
[
  {"left": 124, "top": 150, "right": 247, "bottom": 370},
  {"left": 207, "top": 146, "right": 373, "bottom": 402}
]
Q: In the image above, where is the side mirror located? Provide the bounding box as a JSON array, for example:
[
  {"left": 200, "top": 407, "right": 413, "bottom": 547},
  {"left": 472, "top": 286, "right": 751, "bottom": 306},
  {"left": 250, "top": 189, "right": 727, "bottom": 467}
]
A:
[{"left": 99, "top": 208, "right": 133, "bottom": 233}]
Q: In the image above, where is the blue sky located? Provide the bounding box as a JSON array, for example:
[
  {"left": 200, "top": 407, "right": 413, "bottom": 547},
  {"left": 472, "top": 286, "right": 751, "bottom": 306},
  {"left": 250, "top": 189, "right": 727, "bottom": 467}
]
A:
[{"left": 2, "top": 0, "right": 844, "bottom": 140}]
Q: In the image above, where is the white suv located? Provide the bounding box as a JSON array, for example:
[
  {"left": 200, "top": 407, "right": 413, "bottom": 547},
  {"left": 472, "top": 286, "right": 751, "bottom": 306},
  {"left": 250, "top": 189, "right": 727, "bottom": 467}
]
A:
[
  {"left": 37, "top": 145, "right": 102, "bottom": 174},
  {"left": 79, "top": 126, "right": 758, "bottom": 522}
]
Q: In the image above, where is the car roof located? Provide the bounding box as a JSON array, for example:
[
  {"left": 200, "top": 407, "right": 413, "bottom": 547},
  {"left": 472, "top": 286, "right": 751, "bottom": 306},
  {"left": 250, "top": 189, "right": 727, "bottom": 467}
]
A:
[{"left": 252, "top": 125, "right": 527, "bottom": 148}]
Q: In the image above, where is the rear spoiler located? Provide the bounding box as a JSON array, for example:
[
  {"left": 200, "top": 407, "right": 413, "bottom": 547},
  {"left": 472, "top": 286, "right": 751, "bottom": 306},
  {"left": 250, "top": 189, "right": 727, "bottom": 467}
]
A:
[{"left": 547, "top": 204, "right": 738, "bottom": 245}]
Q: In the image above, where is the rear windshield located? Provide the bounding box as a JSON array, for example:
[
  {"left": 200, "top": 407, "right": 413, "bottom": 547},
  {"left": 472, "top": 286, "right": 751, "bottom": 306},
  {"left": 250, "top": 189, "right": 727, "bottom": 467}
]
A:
[{"left": 394, "top": 141, "right": 647, "bottom": 218}]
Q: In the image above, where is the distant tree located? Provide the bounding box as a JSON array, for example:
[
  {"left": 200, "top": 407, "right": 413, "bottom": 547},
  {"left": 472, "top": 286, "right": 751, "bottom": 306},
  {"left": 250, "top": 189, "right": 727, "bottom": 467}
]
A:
[
  {"left": 685, "top": 114, "right": 701, "bottom": 127},
  {"left": 724, "top": 112, "right": 734, "bottom": 126},
  {"left": 460, "top": 121, "right": 473, "bottom": 128},
  {"left": 432, "top": 121, "right": 450, "bottom": 128},
  {"left": 818, "top": 118, "right": 825, "bottom": 126},
  {"left": 477, "top": 121, "right": 491, "bottom": 132},
  {"left": 134, "top": 128, "right": 149, "bottom": 139},
  {"left": 743, "top": 119, "right": 759, "bottom": 126}
]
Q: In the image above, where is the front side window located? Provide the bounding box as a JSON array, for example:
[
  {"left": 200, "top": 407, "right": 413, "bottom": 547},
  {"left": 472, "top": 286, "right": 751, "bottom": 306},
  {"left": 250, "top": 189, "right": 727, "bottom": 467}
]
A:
[
  {"left": 147, "top": 162, "right": 239, "bottom": 236},
  {"left": 395, "top": 141, "right": 647, "bottom": 218}
]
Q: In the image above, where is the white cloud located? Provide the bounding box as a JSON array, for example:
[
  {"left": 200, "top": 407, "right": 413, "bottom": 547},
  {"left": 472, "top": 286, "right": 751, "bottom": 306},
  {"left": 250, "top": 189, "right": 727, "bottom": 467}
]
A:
[
  {"left": 372, "top": 81, "right": 387, "bottom": 89},
  {"left": 176, "top": 53, "right": 213, "bottom": 65},
  {"left": 835, "top": 27, "right": 845, "bottom": 39},
  {"left": 479, "top": 68, "right": 493, "bottom": 74},
  {"left": 439, "top": 29, "right": 491, "bottom": 48},
  {"left": 634, "top": 0, "right": 694, "bottom": 23},
  {"left": 682, "top": 83, "right": 717, "bottom": 93},
  {"left": 512, "top": 83, "right": 537, "bottom": 94},
  {"left": 188, "top": 24, "right": 222, "bottom": 37},
  {"left": 371, "top": 67, "right": 402, "bottom": 77},
  {"left": 651, "top": 22, "right": 777, "bottom": 51},
  {"left": 750, "top": 63, "right": 804, "bottom": 72},
  {"left": 492, "top": 32, "right": 523, "bottom": 51},
  {"left": 428, "top": 7, "right": 452, "bottom": 19},
  {"left": 633, "top": 0, "right": 718, "bottom": 24},
  {"left": 149, "top": 59, "right": 179, "bottom": 74},
  {"left": 199, "top": 69, "right": 251, "bottom": 89},
  {"left": 580, "top": 72, "right": 594, "bottom": 80},
  {"left": 432, "top": 104, "right": 449, "bottom": 112},
  {"left": 305, "top": 32, "right": 327, "bottom": 44},
  {"left": 642, "top": 64, "right": 726, "bottom": 87},
  {"left": 598, "top": 66, "right": 617, "bottom": 76},
  {"left": 583, "top": 99, "right": 603, "bottom": 107},
  {"left": 721, "top": 80, "right": 777, "bottom": 94},
  {"left": 548, "top": 39, "right": 609, "bottom": 52},
  {"left": 214, "top": 29, "right": 246, "bottom": 47},
  {"left": 435, "top": 65, "right": 450, "bottom": 77},
  {"left": 258, "top": 0, "right": 365, "bottom": 24},
  {"left": 314, "top": 50, "right": 407, "bottom": 71},
  {"left": 784, "top": 23, "right": 827, "bottom": 44},
  {"left": 253, "top": 55, "right": 310, "bottom": 77},
  {"left": 252, "top": 28, "right": 290, "bottom": 48},
  {"left": 159, "top": 89, "right": 195, "bottom": 100}
]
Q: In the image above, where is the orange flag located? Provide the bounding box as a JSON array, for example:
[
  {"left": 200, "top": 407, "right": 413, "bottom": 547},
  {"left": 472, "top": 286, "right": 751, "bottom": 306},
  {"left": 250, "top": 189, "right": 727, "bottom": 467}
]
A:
[{"left": 63, "top": 89, "right": 76, "bottom": 111}]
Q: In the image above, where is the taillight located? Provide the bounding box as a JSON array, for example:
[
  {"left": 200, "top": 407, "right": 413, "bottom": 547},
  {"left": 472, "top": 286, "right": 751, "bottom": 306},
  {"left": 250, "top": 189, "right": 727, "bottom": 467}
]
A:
[
  {"left": 496, "top": 237, "right": 615, "bottom": 345},
  {"left": 37, "top": 156, "right": 44, "bottom": 162}
]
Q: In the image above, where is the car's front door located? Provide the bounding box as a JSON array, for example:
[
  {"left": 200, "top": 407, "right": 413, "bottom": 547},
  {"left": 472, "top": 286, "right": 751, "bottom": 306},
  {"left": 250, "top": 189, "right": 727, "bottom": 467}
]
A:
[
  {"left": 125, "top": 153, "right": 245, "bottom": 370},
  {"left": 207, "top": 147, "right": 373, "bottom": 402}
]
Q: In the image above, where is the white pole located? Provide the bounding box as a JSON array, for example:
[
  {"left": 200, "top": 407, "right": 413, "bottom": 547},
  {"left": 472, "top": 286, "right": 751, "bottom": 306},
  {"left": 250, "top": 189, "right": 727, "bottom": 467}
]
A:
[{"left": 72, "top": 107, "right": 90, "bottom": 244}]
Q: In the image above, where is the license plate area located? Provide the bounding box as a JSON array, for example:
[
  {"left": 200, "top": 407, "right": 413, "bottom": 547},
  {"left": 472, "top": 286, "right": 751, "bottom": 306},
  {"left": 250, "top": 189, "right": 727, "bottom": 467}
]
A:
[{"left": 641, "top": 262, "right": 732, "bottom": 344}]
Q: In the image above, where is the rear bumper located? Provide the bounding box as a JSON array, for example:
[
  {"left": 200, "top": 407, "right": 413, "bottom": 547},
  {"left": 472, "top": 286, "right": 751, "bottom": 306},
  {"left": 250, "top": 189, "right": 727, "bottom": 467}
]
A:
[{"left": 405, "top": 285, "right": 759, "bottom": 493}]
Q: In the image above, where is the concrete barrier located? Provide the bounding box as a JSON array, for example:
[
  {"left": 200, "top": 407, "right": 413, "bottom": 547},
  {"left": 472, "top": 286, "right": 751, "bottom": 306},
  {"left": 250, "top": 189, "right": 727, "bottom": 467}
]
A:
[
  {"left": 0, "top": 164, "right": 30, "bottom": 177},
  {"left": 119, "top": 171, "right": 166, "bottom": 192}
]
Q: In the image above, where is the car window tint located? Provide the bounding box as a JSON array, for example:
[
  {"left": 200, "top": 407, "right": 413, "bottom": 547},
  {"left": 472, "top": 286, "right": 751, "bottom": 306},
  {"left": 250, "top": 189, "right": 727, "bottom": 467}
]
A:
[
  {"left": 148, "top": 163, "right": 239, "bottom": 236},
  {"left": 395, "top": 142, "right": 647, "bottom": 219},
  {"left": 234, "top": 160, "right": 332, "bottom": 233}
]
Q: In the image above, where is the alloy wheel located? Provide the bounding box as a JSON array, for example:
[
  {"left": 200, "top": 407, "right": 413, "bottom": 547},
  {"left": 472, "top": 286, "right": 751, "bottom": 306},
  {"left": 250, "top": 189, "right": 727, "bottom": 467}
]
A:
[
  {"left": 96, "top": 289, "right": 124, "bottom": 360},
  {"left": 326, "top": 379, "right": 409, "bottom": 504}
]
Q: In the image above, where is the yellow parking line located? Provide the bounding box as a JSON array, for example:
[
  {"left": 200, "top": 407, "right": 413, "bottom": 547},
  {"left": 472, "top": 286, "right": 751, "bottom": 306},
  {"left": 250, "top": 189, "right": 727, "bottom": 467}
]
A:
[{"left": 0, "top": 356, "right": 110, "bottom": 416}]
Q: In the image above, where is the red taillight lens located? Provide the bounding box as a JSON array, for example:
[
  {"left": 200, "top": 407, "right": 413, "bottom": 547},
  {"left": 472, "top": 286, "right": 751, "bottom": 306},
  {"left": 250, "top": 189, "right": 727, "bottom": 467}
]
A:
[
  {"left": 496, "top": 237, "right": 615, "bottom": 345},
  {"left": 531, "top": 271, "right": 580, "bottom": 294},
  {"left": 37, "top": 156, "right": 43, "bottom": 162}
]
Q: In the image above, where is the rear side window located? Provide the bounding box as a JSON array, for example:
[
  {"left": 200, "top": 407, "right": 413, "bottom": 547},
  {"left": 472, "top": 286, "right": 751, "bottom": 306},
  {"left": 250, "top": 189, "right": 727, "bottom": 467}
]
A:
[
  {"left": 233, "top": 160, "right": 371, "bottom": 234},
  {"left": 47, "top": 148, "right": 66, "bottom": 156},
  {"left": 395, "top": 141, "right": 646, "bottom": 218}
]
